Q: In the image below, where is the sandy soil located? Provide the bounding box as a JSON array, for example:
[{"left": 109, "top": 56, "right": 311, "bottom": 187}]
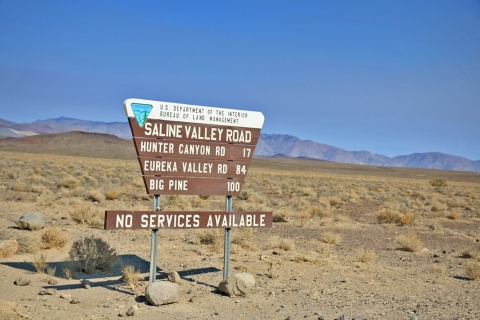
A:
[{"left": 1, "top": 193, "right": 479, "bottom": 320}]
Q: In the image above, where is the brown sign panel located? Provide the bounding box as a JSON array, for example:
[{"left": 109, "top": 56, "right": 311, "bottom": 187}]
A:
[
  {"left": 138, "top": 157, "right": 250, "bottom": 179},
  {"left": 104, "top": 211, "right": 273, "bottom": 230},
  {"left": 129, "top": 118, "right": 261, "bottom": 145},
  {"left": 143, "top": 176, "right": 245, "bottom": 195},
  {"left": 133, "top": 138, "right": 256, "bottom": 161}
]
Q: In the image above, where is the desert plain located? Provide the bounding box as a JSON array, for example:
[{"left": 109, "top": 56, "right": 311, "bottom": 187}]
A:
[{"left": 0, "top": 133, "right": 479, "bottom": 320}]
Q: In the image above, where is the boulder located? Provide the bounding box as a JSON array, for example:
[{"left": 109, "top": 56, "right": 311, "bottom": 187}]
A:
[
  {"left": 145, "top": 281, "right": 180, "bottom": 306},
  {"left": 81, "top": 279, "right": 92, "bottom": 289},
  {"left": 14, "top": 276, "right": 30, "bottom": 286},
  {"left": 232, "top": 273, "right": 255, "bottom": 288},
  {"left": 0, "top": 240, "right": 18, "bottom": 258},
  {"left": 14, "top": 213, "right": 45, "bottom": 230},
  {"left": 167, "top": 271, "right": 182, "bottom": 284},
  {"left": 219, "top": 273, "right": 255, "bottom": 297}
]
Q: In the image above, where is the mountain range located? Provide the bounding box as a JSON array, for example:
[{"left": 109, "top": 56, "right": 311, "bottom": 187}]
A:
[{"left": 1, "top": 117, "right": 479, "bottom": 173}]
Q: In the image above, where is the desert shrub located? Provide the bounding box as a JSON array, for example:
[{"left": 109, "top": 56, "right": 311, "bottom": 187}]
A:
[
  {"left": 237, "top": 190, "right": 250, "bottom": 200},
  {"left": 68, "top": 236, "right": 117, "bottom": 273},
  {"left": 429, "top": 179, "right": 447, "bottom": 187},
  {"left": 33, "top": 253, "right": 47, "bottom": 273},
  {"left": 377, "top": 208, "right": 401, "bottom": 224},
  {"left": 46, "top": 265, "right": 56, "bottom": 277},
  {"left": 327, "top": 196, "right": 342, "bottom": 207},
  {"left": 273, "top": 238, "right": 295, "bottom": 251},
  {"left": 58, "top": 177, "right": 80, "bottom": 189},
  {"left": 62, "top": 261, "right": 77, "bottom": 280},
  {"left": 273, "top": 208, "right": 291, "bottom": 222},
  {"left": 429, "top": 265, "right": 445, "bottom": 274},
  {"left": 465, "top": 261, "right": 480, "bottom": 280},
  {"left": 87, "top": 189, "right": 105, "bottom": 202},
  {"left": 12, "top": 181, "right": 27, "bottom": 192},
  {"left": 16, "top": 235, "right": 41, "bottom": 254},
  {"left": 121, "top": 264, "right": 142, "bottom": 290},
  {"left": 396, "top": 232, "right": 423, "bottom": 252},
  {"left": 69, "top": 204, "right": 103, "bottom": 227},
  {"left": 231, "top": 229, "right": 256, "bottom": 250},
  {"left": 448, "top": 211, "right": 459, "bottom": 220},
  {"left": 400, "top": 213, "right": 415, "bottom": 226},
  {"left": 105, "top": 189, "right": 119, "bottom": 200},
  {"left": 321, "top": 231, "right": 341, "bottom": 245},
  {"left": 196, "top": 229, "right": 223, "bottom": 253},
  {"left": 41, "top": 227, "right": 69, "bottom": 249},
  {"left": 355, "top": 249, "right": 376, "bottom": 263}
]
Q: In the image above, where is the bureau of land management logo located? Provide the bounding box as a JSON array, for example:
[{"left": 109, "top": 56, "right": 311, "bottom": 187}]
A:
[{"left": 131, "top": 103, "right": 153, "bottom": 128}]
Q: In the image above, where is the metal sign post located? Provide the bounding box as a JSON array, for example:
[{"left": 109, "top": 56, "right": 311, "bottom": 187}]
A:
[
  {"left": 149, "top": 194, "right": 160, "bottom": 283},
  {"left": 223, "top": 195, "right": 232, "bottom": 280}
]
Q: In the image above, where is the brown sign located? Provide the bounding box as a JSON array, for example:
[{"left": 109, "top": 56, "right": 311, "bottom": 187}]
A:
[
  {"left": 104, "top": 211, "right": 273, "bottom": 230},
  {"left": 133, "top": 138, "right": 256, "bottom": 161},
  {"left": 138, "top": 157, "right": 250, "bottom": 179},
  {"left": 129, "top": 118, "right": 261, "bottom": 145},
  {"left": 143, "top": 176, "right": 245, "bottom": 195}
]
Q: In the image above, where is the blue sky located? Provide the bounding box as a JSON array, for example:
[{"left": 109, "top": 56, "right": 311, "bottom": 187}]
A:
[{"left": 1, "top": 1, "right": 479, "bottom": 160}]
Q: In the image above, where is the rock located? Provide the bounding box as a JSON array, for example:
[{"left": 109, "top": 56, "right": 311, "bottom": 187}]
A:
[
  {"left": 48, "top": 279, "right": 58, "bottom": 285},
  {"left": 118, "top": 312, "right": 126, "bottom": 317},
  {"left": 219, "top": 275, "right": 250, "bottom": 297},
  {"left": 126, "top": 308, "right": 136, "bottom": 316},
  {"left": 70, "top": 297, "right": 80, "bottom": 304},
  {"left": 337, "top": 316, "right": 345, "bottom": 320},
  {"left": 0, "top": 240, "right": 19, "bottom": 258},
  {"left": 167, "top": 271, "right": 182, "bottom": 284},
  {"left": 232, "top": 273, "right": 255, "bottom": 288},
  {"left": 318, "top": 316, "right": 325, "bottom": 320},
  {"left": 131, "top": 305, "right": 139, "bottom": 310},
  {"left": 39, "top": 288, "right": 57, "bottom": 295},
  {"left": 14, "top": 213, "right": 45, "bottom": 230},
  {"left": 14, "top": 276, "right": 30, "bottom": 286},
  {"left": 410, "top": 317, "right": 418, "bottom": 320},
  {"left": 60, "top": 293, "right": 72, "bottom": 301},
  {"left": 81, "top": 279, "right": 91, "bottom": 289},
  {"left": 145, "top": 281, "right": 180, "bottom": 306}
]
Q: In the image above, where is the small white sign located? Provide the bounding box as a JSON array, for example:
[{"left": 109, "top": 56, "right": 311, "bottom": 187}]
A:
[{"left": 124, "top": 98, "right": 265, "bottom": 129}]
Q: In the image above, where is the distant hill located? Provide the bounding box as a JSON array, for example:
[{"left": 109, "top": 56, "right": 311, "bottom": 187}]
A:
[
  {"left": 0, "top": 116, "right": 131, "bottom": 139},
  {"left": 1, "top": 117, "right": 479, "bottom": 172},
  {"left": 254, "top": 134, "right": 480, "bottom": 173},
  {"left": 0, "top": 131, "right": 136, "bottom": 160}
]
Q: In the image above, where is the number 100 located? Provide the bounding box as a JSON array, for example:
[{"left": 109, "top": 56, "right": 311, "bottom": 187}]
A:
[{"left": 227, "top": 181, "right": 241, "bottom": 192}]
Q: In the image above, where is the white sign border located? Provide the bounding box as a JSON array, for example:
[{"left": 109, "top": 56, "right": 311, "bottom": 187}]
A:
[{"left": 125, "top": 98, "right": 264, "bottom": 129}]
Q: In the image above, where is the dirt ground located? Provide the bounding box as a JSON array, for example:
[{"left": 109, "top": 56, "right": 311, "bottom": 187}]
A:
[
  {"left": 0, "top": 150, "right": 479, "bottom": 320},
  {"left": 1, "top": 198, "right": 479, "bottom": 320}
]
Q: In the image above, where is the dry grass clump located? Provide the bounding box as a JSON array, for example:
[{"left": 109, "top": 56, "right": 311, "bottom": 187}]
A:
[
  {"left": 429, "top": 265, "right": 445, "bottom": 274},
  {"left": 69, "top": 236, "right": 117, "bottom": 273},
  {"left": 231, "top": 229, "right": 256, "bottom": 251},
  {"left": 273, "top": 208, "right": 292, "bottom": 222},
  {"left": 271, "top": 238, "right": 295, "bottom": 251},
  {"left": 105, "top": 189, "right": 119, "bottom": 200},
  {"left": 58, "top": 176, "right": 80, "bottom": 189},
  {"left": 448, "top": 211, "right": 459, "bottom": 220},
  {"left": 396, "top": 232, "right": 423, "bottom": 252},
  {"left": 41, "top": 227, "right": 69, "bottom": 249},
  {"left": 32, "top": 253, "right": 48, "bottom": 273},
  {"left": 321, "top": 231, "right": 341, "bottom": 245},
  {"left": 16, "top": 234, "right": 41, "bottom": 254},
  {"left": 196, "top": 229, "right": 223, "bottom": 253},
  {"left": 400, "top": 213, "right": 415, "bottom": 226},
  {"left": 69, "top": 204, "right": 103, "bottom": 227},
  {"left": 377, "top": 208, "right": 401, "bottom": 224},
  {"left": 121, "top": 264, "right": 142, "bottom": 290},
  {"left": 355, "top": 249, "right": 376, "bottom": 263},
  {"left": 464, "top": 261, "right": 480, "bottom": 280},
  {"left": 429, "top": 179, "right": 447, "bottom": 187},
  {"left": 87, "top": 189, "right": 105, "bottom": 202}
]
